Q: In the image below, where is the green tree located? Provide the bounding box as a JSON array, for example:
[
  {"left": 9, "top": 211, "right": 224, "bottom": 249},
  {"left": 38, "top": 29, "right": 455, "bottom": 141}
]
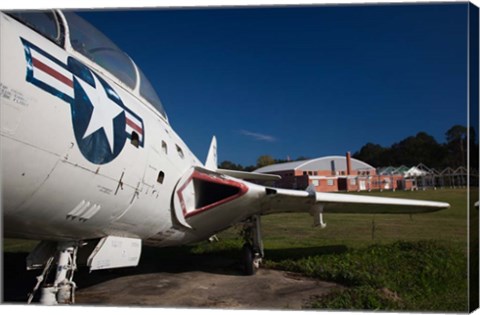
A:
[
  {"left": 256, "top": 155, "right": 276, "bottom": 168},
  {"left": 218, "top": 160, "right": 244, "bottom": 171},
  {"left": 445, "top": 125, "right": 468, "bottom": 167},
  {"left": 353, "top": 143, "right": 387, "bottom": 167},
  {"left": 354, "top": 132, "right": 447, "bottom": 168},
  {"left": 389, "top": 132, "right": 445, "bottom": 168}
]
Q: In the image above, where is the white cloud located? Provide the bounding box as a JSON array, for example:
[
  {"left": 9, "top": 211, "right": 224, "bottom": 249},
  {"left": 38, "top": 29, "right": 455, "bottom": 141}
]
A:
[{"left": 239, "top": 130, "right": 277, "bottom": 142}]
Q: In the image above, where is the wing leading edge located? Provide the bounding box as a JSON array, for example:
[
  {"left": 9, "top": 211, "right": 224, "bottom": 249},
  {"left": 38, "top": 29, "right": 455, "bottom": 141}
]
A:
[
  {"left": 260, "top": 185, "right": 450, "bottom": 215},
  {"left": 313, "top": 191, "right": 450, "bottom": 214}
]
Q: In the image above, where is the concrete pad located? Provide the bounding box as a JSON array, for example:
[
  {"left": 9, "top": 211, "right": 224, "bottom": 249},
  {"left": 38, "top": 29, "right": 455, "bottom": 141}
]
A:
[{"left": 75, "top": 268, "right": 340, "bottom": 309}]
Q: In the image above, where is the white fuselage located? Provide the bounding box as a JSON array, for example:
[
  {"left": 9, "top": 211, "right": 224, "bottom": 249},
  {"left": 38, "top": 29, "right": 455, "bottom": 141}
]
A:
[{"left": 0, "top": 11, "right": 219, "bottom": 246}]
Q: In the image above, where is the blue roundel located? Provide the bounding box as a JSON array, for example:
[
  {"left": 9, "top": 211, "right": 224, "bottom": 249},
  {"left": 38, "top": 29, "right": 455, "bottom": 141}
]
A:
[{"left": 68, "top": 57, "right": 127, "bottom": 164}]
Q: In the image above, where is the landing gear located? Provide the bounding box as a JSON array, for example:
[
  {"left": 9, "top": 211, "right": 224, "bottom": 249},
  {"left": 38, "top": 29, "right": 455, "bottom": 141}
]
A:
[
  {"left": 241, "top": 215, "right": 264, "bottom": 275},
  {"left": 28, "top": 241, "right": 78, "bottom": 305},
  {"left": 242, "top": 243, "right": 255, "bottom": 275}
]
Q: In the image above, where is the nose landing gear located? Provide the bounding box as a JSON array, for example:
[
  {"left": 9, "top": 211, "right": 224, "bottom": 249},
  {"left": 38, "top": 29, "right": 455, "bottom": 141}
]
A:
[{"left": 28, "top": 241, "right": 78, "bottom": 305}]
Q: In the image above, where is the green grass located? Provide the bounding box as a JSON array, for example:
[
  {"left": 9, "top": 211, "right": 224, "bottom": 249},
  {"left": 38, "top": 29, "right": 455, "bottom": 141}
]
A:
[
  {"left": 4, "top": 188, "right": 471, "bottom": 311},
  {"left": 261, "top": 188, "right": 468, "bottom": 250},
  {"left": 266, "top": 241, "right": 467, "bottom": 311},
  {"left": 3, "top": 238, "right": 39, "bottom": 252}
]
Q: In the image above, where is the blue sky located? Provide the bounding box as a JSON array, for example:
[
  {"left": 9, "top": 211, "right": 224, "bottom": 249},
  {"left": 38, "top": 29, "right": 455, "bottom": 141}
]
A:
[{"left": 77, "top": 3, "right": 469, "bottom": 166}]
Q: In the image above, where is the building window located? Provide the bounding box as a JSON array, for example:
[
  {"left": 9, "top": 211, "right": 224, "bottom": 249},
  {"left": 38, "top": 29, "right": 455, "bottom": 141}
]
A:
[
  {"left": 327, "top": 179, "right": 334, "bottom": 186},
  {"left": 312, "top": 179, "right": 319, "bottom": 186}
]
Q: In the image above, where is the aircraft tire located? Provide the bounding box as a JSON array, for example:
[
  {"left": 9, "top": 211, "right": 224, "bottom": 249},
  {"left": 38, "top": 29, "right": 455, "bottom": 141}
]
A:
[{"left": 242, "top": 243, "right": 256, "bottom": 276}]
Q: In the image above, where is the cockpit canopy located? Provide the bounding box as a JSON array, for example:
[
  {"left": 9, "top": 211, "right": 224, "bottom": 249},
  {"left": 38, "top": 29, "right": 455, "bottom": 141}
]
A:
[{"left": 8, "top": 10, "right": 167, "bottom": 120}]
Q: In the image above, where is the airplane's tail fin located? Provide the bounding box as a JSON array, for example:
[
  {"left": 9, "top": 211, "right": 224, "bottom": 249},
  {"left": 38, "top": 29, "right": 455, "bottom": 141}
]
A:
[
  {"left": 204, "top": 135, "right": 281, "bottom": 180},
  {"left": 205, "top": 136, "right": 217, "bottom": 170}
]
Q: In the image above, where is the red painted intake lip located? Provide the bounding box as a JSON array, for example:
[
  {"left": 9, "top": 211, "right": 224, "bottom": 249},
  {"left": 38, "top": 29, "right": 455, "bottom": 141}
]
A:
[{"left": 177, "top": 170, "right": 249, "bottom": 219}]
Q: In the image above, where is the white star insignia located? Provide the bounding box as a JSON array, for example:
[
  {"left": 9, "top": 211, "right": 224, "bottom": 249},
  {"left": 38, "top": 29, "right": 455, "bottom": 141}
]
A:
[{"left": 76, "top": 74, "right": 123, "bottom": 153}]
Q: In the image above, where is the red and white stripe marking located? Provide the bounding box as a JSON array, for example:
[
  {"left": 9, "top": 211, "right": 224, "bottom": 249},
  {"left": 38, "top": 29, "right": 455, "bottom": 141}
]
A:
[
  {"left": 30, "top": 50, "right": 74, "bottom": 99},
  {"left": 125, "top": 111, "right": 143, "bottom": 142},
  {"left": 30, "top": 49, "right": 144, "bottom": 145}
]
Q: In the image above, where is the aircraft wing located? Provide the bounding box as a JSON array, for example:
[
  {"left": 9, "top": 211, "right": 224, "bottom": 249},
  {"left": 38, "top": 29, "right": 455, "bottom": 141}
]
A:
[
  {"left": 217, "top": 168, "right": 282, "bottom": 181},
  {"left": 260, "top": 185, "right": 450, "bottom": 215}
]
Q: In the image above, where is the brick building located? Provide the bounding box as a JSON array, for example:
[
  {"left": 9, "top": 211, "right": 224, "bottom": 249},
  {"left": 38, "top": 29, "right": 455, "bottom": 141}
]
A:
[{"left": 255, "top": 152, "right": 413, "bottom": 192}]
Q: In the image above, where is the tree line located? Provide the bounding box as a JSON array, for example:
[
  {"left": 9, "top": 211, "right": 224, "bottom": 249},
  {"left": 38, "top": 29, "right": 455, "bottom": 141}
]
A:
[
  {"left": 353, "top": 125, "right": 478, "bottom": 169},
  {"left": 219, "top": 125, "right": 479, "bottom": 171}
]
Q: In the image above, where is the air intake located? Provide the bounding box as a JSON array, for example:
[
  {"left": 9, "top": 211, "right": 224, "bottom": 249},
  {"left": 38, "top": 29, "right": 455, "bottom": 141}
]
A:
[{"left": 174, "top": 168, "right": 248, "bottom": 220}]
